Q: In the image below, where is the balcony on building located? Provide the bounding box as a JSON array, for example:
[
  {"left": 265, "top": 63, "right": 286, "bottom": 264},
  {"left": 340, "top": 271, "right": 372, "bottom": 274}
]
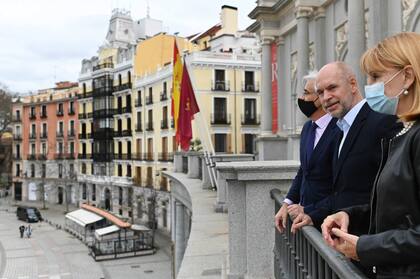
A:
[
  {"left": 161, "top": 119, "right": 169, "bottom": 130},
  {"left": 54, "top": 152, "right": 65, "bottom": 160},
  {"left": 132, "top": 152, "right": 145, "bottom": 161},
  {"left": 27, "top": 154, "right": 36, "bottom": 160},
  {"left": 241, "top": 114, "right": 261, "bottom": 125},
  {"left": 56, "top": 130, "right": 64, "bottom": 138},
  {"left": 135, "top": 124, "right": 143, "bottom": 132},
  {"left": 40, "top": 132, "right": 48, "bottom": 139},
  {"left": 68, "top": 129, "right": 76, "bottom": 138},
  {"left": 211, "top": 113, "right": 231, "bottom": 125},
  {"left": 12, "top": 153, "right": 21, "bottom": 160},
  {"left": 92, "top": 62, "right": 114, "bottom": 71},
  {"left": 92, "top": 153, "right": 114, "bottom": 162},
  {"left": 158, "top": 152, "right": 173, "bottom": 162},
  {"left": 29, "top": 133, "right": 36, "bottom": 140},
  {"left": 79, "top": 112, "right": 87, "bottom": 119},
  {"left": 38, "top": 153, "right": 47, "bottom": 160},
  {"left": 12, "top": 115, "right": 21, "bottom": 122},
  {"left": 114, "top": 153, "right": 131, "bottom": 160},
  {"left": 114, "top": 129, "right": 132, "bottom": 138},
  {"left": 68, "top": 107, "right": 76, "bottom": 115},
  {"left": 78, "top": 153, "right": 92, "bottom": 160},
  {"left": 145, "top": 152, "right": 154, "bottom": 161},
  {"left": 135, "top": 98, "right": 142, "bottom": 107},
  {"left": 66, "top": 153, "right": 76, "bottom": 160},
  {"left": 93, "top": 108, "right": 114, "bottom": 118},
  {"left": 115, "top": 106, "right": 131, "bottom": 115},
  {"left": 78, "top": 91, "right": 93, "bottom": 99},
  {"left": 92, "top": 87, "right": 114, "bottom": 98},
  {"left": 241, "top": 81, "right": 260, "bottom": 92},
  {"left": 160, "top": 91, "right": 168, "bottom": 101},
  {"left": 145, "top": 177, "right": 154, "bottom": 188},
  {"left": 40, "top": 111, "right": 48, "bottom": 119},
  {"left": 56, "top": 110, "right": 64, "bottom": 117},
  {"left": 146, "top": 95, "right": 153, "bottom": 105},
  {"left": 211, "top": 80, "right": 230, "bottom": 91},
  {"left": 29, "top": 113, "right": 36, "bottom": 120},
  {"left": 133, "top": 176, "right": 142, "bottom": 187},
  {"left": 146, "top": 122, "right": 153, "bottom": 131},
  {"left": 113, "top": 82, "right": 132, "bottom": 92},
  {"left": 13, "top": 134, "right": 22, "bottom": 141}
]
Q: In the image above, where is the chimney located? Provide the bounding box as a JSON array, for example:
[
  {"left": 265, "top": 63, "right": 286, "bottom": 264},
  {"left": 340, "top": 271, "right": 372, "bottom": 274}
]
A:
[{"left": 220, "top": 5, "right": 238, "bottom": 35}]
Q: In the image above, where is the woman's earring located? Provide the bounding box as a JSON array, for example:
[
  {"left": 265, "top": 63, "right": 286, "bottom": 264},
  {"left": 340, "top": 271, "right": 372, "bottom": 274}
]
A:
[{"left": 403, "top": 88, "right": 409, "bottom": 95}]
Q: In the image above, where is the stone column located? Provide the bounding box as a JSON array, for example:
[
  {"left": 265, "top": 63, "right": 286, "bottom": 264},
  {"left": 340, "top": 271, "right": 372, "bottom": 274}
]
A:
[
  {"left": 260, "top": 37, "right": 274, "bottom": 135},
  {"left": 314, "top": 7, "right": 326, "bottom": 70},
  {"left": 348, "top": 0, "right": 366, "bottom": 88},
  {"left": 173, "top": 152, "right": 183, "bottom": 173},
  {"left": 295, "top": 6, "right": 312, "bottom": 131},
  {"left": 387, "top": 0, "right": 402, "bottom": 35},
  {"left": 187, "top": 152, "right": 200, "bottom": 179},
  {"left": 276, "top": 37, "right": 287, "bottom": 133},
  {"left": 175, "top": 200, "right": 186, "bottom": 275},
  {"left": 367, "top": 0, "right": 386, "bottom": 47}
]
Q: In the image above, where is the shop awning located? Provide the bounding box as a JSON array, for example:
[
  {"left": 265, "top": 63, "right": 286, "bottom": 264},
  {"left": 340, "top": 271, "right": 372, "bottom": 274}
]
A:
[
  {"left": 95, "top": 225, "right": 120, "bottom": 238},
  {"left": 65, "top": 209, "right": 104, "bottom": 227}
]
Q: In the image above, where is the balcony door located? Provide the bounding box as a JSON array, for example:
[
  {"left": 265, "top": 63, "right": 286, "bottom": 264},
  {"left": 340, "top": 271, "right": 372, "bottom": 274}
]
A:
[
  {"left": 214, "top": 98, "right": 227, "bottom": 122},
  {"left": 244, "top": 98, "right": 256, "bottom": 121}
]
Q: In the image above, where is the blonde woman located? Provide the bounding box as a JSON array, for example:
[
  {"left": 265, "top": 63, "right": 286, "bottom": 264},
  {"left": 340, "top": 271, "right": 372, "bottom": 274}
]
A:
[{"left": 321, "top": 32, "right": 420, "bottom": 278}]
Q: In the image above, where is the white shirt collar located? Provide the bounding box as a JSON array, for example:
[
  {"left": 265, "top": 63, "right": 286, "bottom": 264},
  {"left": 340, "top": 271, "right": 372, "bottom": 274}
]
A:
[
  {"left": 337, "top": 99, "right": 366, "bottom": 131},
  {"left": 315, "top": 113, "right": 332, "bottom": 130}
]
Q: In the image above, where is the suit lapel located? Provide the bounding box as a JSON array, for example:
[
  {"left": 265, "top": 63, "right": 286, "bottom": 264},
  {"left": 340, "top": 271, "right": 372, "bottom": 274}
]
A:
[
  {"left": 333, "top": 103, "right": 371, "bottom": 184},
  {"left": 308, "top": 118, "right": 337, "bottom": 167}
]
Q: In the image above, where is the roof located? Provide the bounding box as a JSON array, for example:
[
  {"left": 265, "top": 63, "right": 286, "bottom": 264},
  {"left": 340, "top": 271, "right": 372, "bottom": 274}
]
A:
[
  {"left": 95, "top": 225, "right": 120, "bottom": 237},
  {"left": 190, "top": 23, "right": 222, "bottom": 42},
  {"left": 81, "top": 204, "right": 131, "bottom": 228},
  {"left": 65, "top": 209, "right": 104, "bottom": 227}
]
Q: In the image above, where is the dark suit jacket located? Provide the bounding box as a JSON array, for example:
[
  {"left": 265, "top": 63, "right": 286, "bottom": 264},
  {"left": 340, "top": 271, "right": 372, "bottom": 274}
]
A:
[
  {"left": 308, "top": 103, "right": 401, "bottom": 228},
  {"left": 286, "top": 117, "right": 339, "bottom": 213}
]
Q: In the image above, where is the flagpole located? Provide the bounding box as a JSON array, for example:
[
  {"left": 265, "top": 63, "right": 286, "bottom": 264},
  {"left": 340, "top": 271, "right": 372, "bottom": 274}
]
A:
[{"left": 184, "top": 54, "right": 219, "bottom": 190}]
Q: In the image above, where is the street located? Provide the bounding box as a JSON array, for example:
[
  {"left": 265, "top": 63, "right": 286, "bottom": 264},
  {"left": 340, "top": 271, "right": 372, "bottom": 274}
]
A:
[{"left": 0, "top": 198, "right": 172, "bottom": 279}]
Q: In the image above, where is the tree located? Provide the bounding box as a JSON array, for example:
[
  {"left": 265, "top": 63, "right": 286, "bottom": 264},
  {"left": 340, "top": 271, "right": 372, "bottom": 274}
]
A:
[{"left": 0, "top": 82, "right": 13, "bottom": 133}]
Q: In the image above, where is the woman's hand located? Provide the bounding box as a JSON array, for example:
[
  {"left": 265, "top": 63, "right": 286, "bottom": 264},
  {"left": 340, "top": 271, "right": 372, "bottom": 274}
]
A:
[{"left": 331, "top": 228, "right": 360, "bottom": 261}]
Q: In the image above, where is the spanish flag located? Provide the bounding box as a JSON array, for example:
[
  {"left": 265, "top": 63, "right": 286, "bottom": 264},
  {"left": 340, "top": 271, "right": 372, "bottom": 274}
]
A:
[
  {"left": 171, "top": 40, "right": 183, "bottom": 144},
  {"left": 178, "top": 63, "right": 200, "bottom": 151}
]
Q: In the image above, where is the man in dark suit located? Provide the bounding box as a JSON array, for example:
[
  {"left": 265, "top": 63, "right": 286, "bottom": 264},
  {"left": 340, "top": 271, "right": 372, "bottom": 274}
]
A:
[
  {"left": 275, "top": 71, "right": 339, "bottom": 232},
  {"left": 291, "top": 62, "right": 400, "bottom": 233}
]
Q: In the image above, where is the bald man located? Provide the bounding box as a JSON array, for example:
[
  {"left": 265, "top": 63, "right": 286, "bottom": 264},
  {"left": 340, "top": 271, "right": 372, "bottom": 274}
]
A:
[{"left": 291, "top": 62, "right": 401, "bottom": 233}]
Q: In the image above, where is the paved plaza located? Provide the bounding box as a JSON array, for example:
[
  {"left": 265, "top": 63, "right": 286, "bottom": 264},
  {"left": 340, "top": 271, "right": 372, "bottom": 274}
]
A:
[{"left": 0, "top": 198, "right": 172, "bottom": 279}]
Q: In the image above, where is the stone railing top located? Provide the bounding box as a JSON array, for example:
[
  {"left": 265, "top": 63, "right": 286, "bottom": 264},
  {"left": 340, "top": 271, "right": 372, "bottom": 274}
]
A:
[
  {"left": 216, "top": 160, "right": 300, "bottom": 181},
  {"left": 211, "top": 153, "right": 255, "bottom": 161},
  {"left": 174, "top": 151, "right": 203, "bottom": 157}
]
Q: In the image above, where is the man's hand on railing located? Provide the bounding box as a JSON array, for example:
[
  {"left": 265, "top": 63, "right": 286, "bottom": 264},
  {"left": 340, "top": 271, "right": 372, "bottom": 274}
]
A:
[
  {"left": 288, "top": 204, "right": 304, "bottom": 219},
  {"left": 291, "top": 213, "right": 313, "bottom": 234},
  {"left": 330, "top": 228, "right": 360, "bottom": 261},
  {"left": 274, "top": 203, "right": 289, "bottom": 233},
  {"left": 321, "top": 211, "right": 350, "bottom": 246}
]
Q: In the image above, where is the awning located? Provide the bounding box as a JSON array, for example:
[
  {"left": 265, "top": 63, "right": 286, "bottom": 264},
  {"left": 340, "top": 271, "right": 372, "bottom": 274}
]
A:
[
  {"left": 65, "top": 209, "right": 104, "bottom": 227},
  {"left": 81, "top": 204, "right": 131, "bottom": 228},
  {"left": 95, "top": 225, "right": 120, "bottom": 238}
]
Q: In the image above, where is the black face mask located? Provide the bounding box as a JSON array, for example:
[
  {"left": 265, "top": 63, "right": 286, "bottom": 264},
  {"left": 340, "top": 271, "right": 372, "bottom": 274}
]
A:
[{"left": 298, "top": 98, "right": 319, "bottom": 118}]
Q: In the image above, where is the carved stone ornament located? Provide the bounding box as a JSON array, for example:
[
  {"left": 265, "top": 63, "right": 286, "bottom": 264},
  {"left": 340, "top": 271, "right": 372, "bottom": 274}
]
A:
[
  {"left": 290, "top": 52, "right": 298, "bottom": 82},
  {"left": 335, "top": 22, "right": 348, "bottom": 60},
  {"left": 309, "top": 42, "right": 315, "bottom": 71},
  {"left": 402, "top": 0, "right": 419, "bottom": 31}
]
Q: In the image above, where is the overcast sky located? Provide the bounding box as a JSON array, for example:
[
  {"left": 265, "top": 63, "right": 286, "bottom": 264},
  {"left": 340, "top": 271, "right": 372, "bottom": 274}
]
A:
[{"left": 0, "top": 0, "right": 256, "bottom": 94}]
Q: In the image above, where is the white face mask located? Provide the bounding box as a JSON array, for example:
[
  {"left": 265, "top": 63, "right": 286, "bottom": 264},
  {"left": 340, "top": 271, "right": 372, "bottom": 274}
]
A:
[{"left": 364, "top": 69, "right": 406, "bottom": 115}]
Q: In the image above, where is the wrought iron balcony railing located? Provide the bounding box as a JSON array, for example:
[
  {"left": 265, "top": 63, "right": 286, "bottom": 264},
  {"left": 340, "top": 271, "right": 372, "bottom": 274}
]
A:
[
  {"left": 211, "top": 80, "right": 230, "bottom": 91},
  {"left": 241, "top": 82, "right": 260, "bottom": 92},
  {"left": 241, "top": 114, "right": 261, "bottom": 125},
  {"left": 210, "top": 113, "right": 231, "bottom": 125}
]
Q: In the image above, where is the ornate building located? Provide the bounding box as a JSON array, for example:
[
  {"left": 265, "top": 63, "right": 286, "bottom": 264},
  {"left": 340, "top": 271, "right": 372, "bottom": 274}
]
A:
[{"left": 248, "top": 0, "right": 420, "bottom": 160}]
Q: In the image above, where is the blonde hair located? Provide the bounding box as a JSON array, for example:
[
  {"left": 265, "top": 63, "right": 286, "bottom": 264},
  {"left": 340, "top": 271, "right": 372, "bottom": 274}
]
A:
[{"left": 360, "top": 32, "right": 420, "bottom": 121}]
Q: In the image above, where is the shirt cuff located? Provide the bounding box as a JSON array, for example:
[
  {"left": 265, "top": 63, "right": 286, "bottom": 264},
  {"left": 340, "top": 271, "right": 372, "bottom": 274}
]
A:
[{"left": 283, "top": 198, "right": 294, "bottom": 205}]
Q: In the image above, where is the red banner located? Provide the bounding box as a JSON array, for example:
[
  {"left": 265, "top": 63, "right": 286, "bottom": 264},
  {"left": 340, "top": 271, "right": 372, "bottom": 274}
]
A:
[{"left": 271, "top": 43, "right": 278, "bottom": 133}]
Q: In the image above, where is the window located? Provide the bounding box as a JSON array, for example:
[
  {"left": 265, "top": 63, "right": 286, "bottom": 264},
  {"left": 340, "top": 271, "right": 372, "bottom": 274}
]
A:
[
  {"left": 127, "top": 165, "right": 132, "bottom": 177},
  {"left": 30, "top": 164, "right": 35, "bottom": 177},
  {"left": 244, "top": 71, "right": 255, "bottom": 91},
  {"left": 31, "top": 124, "right": 36, "bottom": 136},
  {"left": 118, "top": 187, "right": 123, "bottom": 205},
  {"left": 81, "top": 163, "right": 86, "bottom": 174},
  {"left": 58, "top": 142, "right": 63, "bottom": 154},
  {"left": 82, "top": 83, "right": 86, "bottom": 93},
  {"left": 16, "top": 110, "right": 21, "bottom": 120},
  {"left": 16, "top": 163, "right": 20, "bottom": 177},
  {"left": 213, "top": 98, "right": 227, "bottom": 123},
  {"left": 69, "top": 101, "right": 74, "bottom": 114},
  {"left": 42, "top": 123, "right": 47, "bottom": 137},
  {"left": 92, "top": 184, "right": 96, "bottom": 201},
  {"left": 118, "top": 164, "right": 122, "bottom": 177},
  {"left": 69, "top": 142, "right": 75, "bottom": 154},
  {"left": 30, "top": 106, "right": 36, "bottom": 118},
  {"left": 127, "top": 118, "right": 131, "bottom": 131},
  {"left": 82, "top": 184, "right": 87, "bottom": 199},
  {"left": 214, "top": 134, "right": 227, "bottom": 152},
  {"left": 42, "top": 164, "right": 46, "bottom": 178},
  {"left": 15, "top": 144, "right": 20, "bottom": 158},
  {"left": 42, "top": 143, "right": 47, "bottom": 155},
  {"left": 41, "top": 105, "right": 47, "bottom": 117},
  {"left": 244, "top": 98, "right": 256, "bottom": 122},
  {"left": 58, "top": 121, "right": 64, "bottom": 134},
  {"left": 244, "top": 134, "right": 255, "bottom": 154},
  {"left": 58, "top": 164, "right": 63, "bottom": 178},
  {"left": 214, "top": 69, "right": 226, "bottom": 90},
  {"left": 69, "top": 164, "right": 74, "bottom": 176},
  {"left": 31, "top": 143, "right": 36, "bottom": 155},
  {"left": 69, "top": 120, "right": 75, "bottom": 135},
  {"left": 58, "top": 103, "right": 64, "bottom": 114}
]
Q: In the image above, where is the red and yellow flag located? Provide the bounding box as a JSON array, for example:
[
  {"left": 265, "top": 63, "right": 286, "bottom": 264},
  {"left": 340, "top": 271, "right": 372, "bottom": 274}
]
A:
[
  {"left": 171, "top": 40, "right": 183, "bottom": 144},
  {"left": 178, "top": 63, "right": 200, "bottom": 151}
]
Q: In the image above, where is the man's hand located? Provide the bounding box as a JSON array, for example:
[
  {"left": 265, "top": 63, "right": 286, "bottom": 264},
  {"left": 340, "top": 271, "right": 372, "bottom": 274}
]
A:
[
  {"left": 321, "top": 211, "right": 350, "bottom": 247},
  {"left": 288, "top": 204, "right": 304, "bottom": 219},
  {"left": 331, "top": 228, "right": 360, "bottom": 261},
  {"left": 275, "top": 203, "right": 288, "bottom": 233},
  {"left": 291, "top": 213, "right": 313, "bottom": 234}
]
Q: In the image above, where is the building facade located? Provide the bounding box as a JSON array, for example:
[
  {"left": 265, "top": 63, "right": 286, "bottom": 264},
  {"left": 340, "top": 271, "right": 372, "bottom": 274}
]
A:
[
  {"left": 248, "top": 0, "right": 420, "bottom": 160},
  {"left": 11, "top": 82, "right": 79, "bottom": 203}
]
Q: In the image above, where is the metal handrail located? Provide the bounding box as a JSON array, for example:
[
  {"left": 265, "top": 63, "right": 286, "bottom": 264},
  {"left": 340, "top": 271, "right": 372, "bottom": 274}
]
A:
[{"left": 270, "top": 189, "right": 368, "bottom": 279}]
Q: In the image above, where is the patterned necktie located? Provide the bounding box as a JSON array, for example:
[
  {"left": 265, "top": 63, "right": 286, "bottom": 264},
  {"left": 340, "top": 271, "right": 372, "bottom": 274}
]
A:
[{"left": 306, "top": 122, "right": 318, "bottom": 163}]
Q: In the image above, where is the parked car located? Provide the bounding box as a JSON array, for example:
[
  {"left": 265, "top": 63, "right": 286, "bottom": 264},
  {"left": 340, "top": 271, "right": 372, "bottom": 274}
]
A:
[{"left": 16, "top": 206, "right": 43, "bottom": 223}]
